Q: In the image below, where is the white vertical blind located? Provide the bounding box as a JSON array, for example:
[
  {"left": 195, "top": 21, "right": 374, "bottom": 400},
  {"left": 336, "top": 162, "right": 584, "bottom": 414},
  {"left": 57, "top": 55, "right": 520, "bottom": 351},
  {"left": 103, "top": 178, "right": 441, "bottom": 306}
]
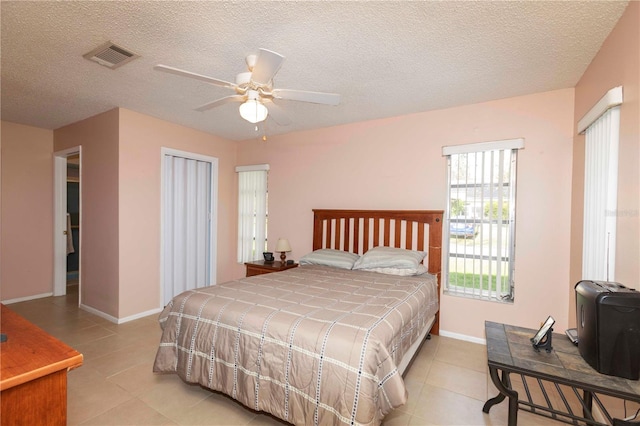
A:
[
  {"left": 582, "top": 107, "right": 620, "bottom": 281},
  {"left": 237, "top": 167, "right": 268, "bottom": 263},
  {"left": 443, "top": 139, "right": 522, "bottom": 302},
  {"left": 163, "top": 155, "right": 212, "bottom": 305}
]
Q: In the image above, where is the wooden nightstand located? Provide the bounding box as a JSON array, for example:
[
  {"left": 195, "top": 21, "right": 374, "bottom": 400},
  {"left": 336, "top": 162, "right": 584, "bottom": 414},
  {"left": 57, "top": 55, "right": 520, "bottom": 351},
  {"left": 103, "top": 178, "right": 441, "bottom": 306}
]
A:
[
  {"left": 1, "top": 304, "right": 83, "bottom": 425},
  {"left": 245, "top": 260, "right": 298, "bottom": 277}
]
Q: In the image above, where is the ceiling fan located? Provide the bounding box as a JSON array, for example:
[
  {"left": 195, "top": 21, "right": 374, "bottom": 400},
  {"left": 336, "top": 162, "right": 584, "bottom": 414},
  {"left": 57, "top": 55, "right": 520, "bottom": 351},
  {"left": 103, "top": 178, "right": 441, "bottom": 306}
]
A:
[{"left": 154, "top": 48, "right": 341, "bottom": 125}]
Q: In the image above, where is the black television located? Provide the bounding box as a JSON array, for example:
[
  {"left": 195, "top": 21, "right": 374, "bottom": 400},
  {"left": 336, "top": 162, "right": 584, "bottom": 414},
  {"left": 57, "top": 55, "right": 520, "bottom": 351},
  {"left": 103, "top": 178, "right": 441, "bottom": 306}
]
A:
[{"left": 575, "top": 280, "right": 640, "bottom": 380}]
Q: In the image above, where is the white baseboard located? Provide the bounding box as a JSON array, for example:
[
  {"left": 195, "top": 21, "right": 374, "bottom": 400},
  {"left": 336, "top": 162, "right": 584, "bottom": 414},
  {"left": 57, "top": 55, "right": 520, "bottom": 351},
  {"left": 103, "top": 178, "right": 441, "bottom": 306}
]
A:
[
  {"left": 2, "top": 292, "right": 54, "bottom": 304},
  {"left": 79, "top": 303, "right": 161, "bottom": 324},
  {"left": 80, "top": 303, "right": 119, "bottom": 323},
  {"left": 118, "top": 307, "right": 162, "bottom": 324},
  {"left": 439, "top": 329, "right": 487, "bottom": 345}
]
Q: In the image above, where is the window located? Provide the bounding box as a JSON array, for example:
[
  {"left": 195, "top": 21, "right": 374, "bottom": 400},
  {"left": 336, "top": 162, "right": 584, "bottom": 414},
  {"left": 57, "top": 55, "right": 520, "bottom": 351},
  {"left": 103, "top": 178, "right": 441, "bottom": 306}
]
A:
[
  {"left": 442, "top": 139, "right": 523, "bottom": 302},
  {"left": 236, "top": 164, "right": 269, "bottom": 263},
  {"left": 579, "top": 87, "right": 622, "bottom": 281}
]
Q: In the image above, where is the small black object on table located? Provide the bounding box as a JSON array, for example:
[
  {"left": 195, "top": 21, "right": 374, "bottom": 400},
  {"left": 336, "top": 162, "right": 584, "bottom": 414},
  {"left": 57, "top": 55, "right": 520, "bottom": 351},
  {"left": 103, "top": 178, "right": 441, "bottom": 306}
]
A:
[{"left": 530, "top": 315, "right": 555, "bottom": 353}]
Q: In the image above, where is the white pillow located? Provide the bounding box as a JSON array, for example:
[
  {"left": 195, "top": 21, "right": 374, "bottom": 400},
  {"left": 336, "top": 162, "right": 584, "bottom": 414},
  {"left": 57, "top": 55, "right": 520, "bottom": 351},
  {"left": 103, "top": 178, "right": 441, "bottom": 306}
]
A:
[
  {"left": 299, "top": 249, "right": 360, "bottom": 270},
  {"left": 352, "top": 246, "right": 427, "bottom": 271},
  {"left": 359, "top": 264, "right": 428, "bottom": 276}
]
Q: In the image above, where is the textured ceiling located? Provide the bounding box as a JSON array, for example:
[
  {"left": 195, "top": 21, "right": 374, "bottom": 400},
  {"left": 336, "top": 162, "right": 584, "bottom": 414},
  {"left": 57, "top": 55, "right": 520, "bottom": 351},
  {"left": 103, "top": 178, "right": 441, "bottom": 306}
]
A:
[{"left": 0, "top": 1, "right": 629, "bottom": 141}]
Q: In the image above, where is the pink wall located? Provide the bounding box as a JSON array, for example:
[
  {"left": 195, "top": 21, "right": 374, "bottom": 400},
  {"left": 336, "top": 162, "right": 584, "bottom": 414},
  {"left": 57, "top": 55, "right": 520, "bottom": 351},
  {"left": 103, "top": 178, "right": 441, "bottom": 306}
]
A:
[
  {"left": 54, "top": 110, "right": 121, "bottom": 317},
  {"left": 53, "top": 108, "right": 240, "bottom": 320},
  {"left": 238, "top": 88, "right": 576, "bottom": 340},
  {"left": 569, "top": 2, "right": 639, "bottom": 324},
  {"left": 117, "top": 109, "right": 239, "bottom": 318},
  {"left": 1, "top": 121, "right": 54, "bottom": 301}
]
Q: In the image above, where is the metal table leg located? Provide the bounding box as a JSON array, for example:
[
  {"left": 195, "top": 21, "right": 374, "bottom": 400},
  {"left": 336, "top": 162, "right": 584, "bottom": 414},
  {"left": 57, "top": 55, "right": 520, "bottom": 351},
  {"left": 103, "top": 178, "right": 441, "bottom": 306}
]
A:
[
  {"left": 484, "top": 366, "right": 519, "bottom": 426},
  {"left": 584, "top": 390, "right": 593, "bottom": 420}
]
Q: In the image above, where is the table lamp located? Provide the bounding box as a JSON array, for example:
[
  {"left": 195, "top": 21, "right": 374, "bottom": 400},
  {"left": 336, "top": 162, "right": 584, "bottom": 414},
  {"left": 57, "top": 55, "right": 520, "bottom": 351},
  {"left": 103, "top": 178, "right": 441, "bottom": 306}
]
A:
[{"left": 275, "top": 238, "right": 292, "bottom": 263}]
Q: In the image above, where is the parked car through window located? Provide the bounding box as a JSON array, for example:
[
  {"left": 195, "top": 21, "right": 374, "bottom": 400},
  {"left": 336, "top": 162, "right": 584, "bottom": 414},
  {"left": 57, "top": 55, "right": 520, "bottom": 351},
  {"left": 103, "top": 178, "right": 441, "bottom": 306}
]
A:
[{"left": 449, "top": 221, "right": 479, "bottom": 238}]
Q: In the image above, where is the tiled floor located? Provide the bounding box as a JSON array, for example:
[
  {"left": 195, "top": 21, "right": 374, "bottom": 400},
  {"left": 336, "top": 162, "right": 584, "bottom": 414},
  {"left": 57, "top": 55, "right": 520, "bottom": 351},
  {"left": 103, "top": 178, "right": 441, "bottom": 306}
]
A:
[{"left": 8, "top": 288, "right": 570, "bottom": 426}]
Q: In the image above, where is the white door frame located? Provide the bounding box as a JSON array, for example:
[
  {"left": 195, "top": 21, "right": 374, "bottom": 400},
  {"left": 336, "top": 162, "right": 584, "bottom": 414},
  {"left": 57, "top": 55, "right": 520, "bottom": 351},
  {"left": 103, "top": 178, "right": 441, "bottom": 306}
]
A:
[
  {"left": 160, "top": 147, "right": 218, "bottom": 308},
  {"left": 53, "top": 146, "right": 81, "bottom": 297}
]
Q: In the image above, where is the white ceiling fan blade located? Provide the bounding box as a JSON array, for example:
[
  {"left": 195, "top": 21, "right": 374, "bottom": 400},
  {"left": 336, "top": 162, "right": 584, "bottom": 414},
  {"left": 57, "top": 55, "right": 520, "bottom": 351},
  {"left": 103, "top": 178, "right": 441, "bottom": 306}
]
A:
[
  {"left": 272, "top": 89, "right": 341, "bottom": 106},
  {"left": 154, "top": 65, "right": 236, "bottom": 89},
  {"left": 263, "top": 99, "right": 292, "bottom": 126},
  {"left": 250, "top": 49, "right": 285, "bottom": 85},
  {"left": 195, "top": 95, "right": 245, "bottom": 112}
]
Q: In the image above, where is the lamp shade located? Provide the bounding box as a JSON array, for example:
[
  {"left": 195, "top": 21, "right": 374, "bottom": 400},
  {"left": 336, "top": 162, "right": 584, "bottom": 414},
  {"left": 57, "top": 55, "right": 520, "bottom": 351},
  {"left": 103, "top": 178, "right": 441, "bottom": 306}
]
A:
[
  {"left": 239, "top": 99, "right": 268, "bottom": 123},
  {"left": 275, "top": 238, "right": 291, "bottom": 253}
]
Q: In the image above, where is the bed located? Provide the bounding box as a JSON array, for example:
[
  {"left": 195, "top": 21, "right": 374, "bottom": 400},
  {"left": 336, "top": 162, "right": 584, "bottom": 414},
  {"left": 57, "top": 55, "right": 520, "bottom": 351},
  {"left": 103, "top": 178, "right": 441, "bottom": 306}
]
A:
[{"left": 153, "top": 209, "right": 443, "bottom": 425}]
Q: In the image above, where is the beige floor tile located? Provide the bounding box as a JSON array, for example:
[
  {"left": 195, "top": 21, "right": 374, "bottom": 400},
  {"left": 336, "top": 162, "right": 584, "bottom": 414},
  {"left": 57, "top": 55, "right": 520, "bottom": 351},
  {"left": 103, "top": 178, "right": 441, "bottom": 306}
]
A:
[
  {"left": 51, "top": 323, "right": 116, "bottom": 347},
  {"left": 108, "top": 363, "right": 180, "bottom": 396},
  {"left": 435, "top": 337, "right": 487, "bottom": 373},
  {"left": 138, "top": 376, "right": 215, "bottom": 419},
  {"left": 416, "top": 335, "right": 440, "bottom": 360},
  {"left": 517, "top": 409, "right": 571, "bottom": 425},
  {"left": 67, "top": 368, "right": 135, "bottom": 424},
  {"left": 397, "top": 377, "right": 427, "bottom": 415},
  {"left": 68, "top": 362, "right": 105, "bottom": 386},
  {"left": 75, "top": 310, "right": 115, "bottom": 326},
  {"left": 53, "top": 288, "right": 80, "bottom": 305},
  {"left": 45, "top": 317, "right": 108, "bottom": 337},
  {"left": 404, "top": 363, "right": 433, "bottom": 386},
  {"left": 73, "top": 331, "right": 154, "bottom": 360},
  {"left": 411, "top": 384, "right": 488, "bottom": 425},
  {"left": 78, "top": 398, "right": 177, "bottom": 425},
  {"left": 87, "top": 340, "right": 159, "bottom": 377},
  {"left": 168, "top": 392, "right": 258, "bottom": 425},
  {"left": 400, "top": 336, "right": 438, "bottom": 385},
  {"left": 404, "top": 354, "right": 434, "bottom": 384},
  {"left": 407, "top": 415, "right": 437, "bottom": 425},
  {"left": 598, "top": 394, "right": 640, "bottom": 420},
  {"left": 381, "top": 409, "right": 413, "bottom": 425},
  {"left": 426, "top": 360, "right": 487, "bottom": 401},
  {"left": 7, "top": 307, "right": 83, "bottom": 332}
]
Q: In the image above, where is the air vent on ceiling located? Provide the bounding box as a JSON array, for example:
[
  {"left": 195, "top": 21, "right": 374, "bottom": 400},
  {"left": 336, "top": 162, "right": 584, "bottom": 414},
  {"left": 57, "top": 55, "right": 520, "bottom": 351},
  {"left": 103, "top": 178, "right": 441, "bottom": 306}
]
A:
[{"left": 83, "top": 41, "right": 139, "bottom": 69}]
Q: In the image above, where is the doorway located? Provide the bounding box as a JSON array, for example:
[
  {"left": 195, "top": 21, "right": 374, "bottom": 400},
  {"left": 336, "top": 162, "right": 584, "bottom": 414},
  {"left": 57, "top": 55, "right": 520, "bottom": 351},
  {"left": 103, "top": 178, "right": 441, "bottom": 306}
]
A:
[
  {"left": 53, "top": 147, "right": 81, "bottom": 298},
  {"left": 66, "top": 155, "right": 80, "bottom": 289},
  {"left": 161, "top": 148, "right": 218, "bottom": 307}
]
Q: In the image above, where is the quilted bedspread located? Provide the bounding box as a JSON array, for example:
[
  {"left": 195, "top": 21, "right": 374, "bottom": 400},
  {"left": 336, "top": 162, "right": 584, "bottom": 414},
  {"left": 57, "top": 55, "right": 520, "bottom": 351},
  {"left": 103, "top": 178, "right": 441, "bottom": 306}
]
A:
[{"left": 153, "top": 264, "right": 439, "bottom": 425}]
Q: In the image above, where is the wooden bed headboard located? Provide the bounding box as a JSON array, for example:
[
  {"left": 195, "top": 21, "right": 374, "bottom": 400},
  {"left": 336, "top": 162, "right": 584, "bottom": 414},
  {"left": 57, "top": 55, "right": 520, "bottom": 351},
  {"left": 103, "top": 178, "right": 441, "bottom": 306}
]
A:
[{"left": 312, "top": 209, "right": 443, "bottom": 334}]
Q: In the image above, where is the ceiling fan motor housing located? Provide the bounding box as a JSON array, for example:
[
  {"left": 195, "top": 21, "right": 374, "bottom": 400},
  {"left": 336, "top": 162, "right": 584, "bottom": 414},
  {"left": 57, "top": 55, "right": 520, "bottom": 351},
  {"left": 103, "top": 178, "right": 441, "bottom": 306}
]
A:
[{"left": 235, "top": 72, "right": 252, "bottom": 86}]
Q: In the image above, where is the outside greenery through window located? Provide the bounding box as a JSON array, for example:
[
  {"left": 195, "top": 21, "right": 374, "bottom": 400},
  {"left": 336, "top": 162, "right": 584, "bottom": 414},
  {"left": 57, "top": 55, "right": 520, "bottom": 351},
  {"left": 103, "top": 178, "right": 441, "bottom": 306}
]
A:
[{"left": 443, "top": 139, "right": 523, "bottom": 302}]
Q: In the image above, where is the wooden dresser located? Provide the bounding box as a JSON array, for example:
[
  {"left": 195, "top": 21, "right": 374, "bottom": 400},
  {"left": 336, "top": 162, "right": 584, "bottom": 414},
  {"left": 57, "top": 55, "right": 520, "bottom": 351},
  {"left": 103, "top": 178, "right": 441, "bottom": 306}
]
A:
[
  {"left": 245, "top": 260, "right": 299, "bottom": 277},
  {"left": 0, "top": 304, "right": 83, "bottom": 425}
]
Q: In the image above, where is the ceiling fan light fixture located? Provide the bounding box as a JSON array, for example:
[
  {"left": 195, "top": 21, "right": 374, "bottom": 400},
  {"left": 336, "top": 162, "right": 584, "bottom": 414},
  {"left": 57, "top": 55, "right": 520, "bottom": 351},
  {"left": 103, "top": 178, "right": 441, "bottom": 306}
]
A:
[{"left": 239, "top": 99, "right": 268, "bottom": 123}]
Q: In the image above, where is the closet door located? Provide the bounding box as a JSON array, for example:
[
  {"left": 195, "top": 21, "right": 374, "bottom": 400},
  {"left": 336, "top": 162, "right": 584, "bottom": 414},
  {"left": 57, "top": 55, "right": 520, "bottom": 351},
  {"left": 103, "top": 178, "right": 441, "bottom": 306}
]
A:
[{"left": 162, "top": 152, "right": 216, "bottom": 306}]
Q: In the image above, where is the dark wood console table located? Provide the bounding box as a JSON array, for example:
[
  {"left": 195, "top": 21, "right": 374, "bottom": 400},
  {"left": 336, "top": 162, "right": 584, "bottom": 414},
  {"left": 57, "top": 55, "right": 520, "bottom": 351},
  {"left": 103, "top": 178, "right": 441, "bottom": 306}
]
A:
[{"left": 483, "top": 321, "right": 640, "bottom": 426}]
